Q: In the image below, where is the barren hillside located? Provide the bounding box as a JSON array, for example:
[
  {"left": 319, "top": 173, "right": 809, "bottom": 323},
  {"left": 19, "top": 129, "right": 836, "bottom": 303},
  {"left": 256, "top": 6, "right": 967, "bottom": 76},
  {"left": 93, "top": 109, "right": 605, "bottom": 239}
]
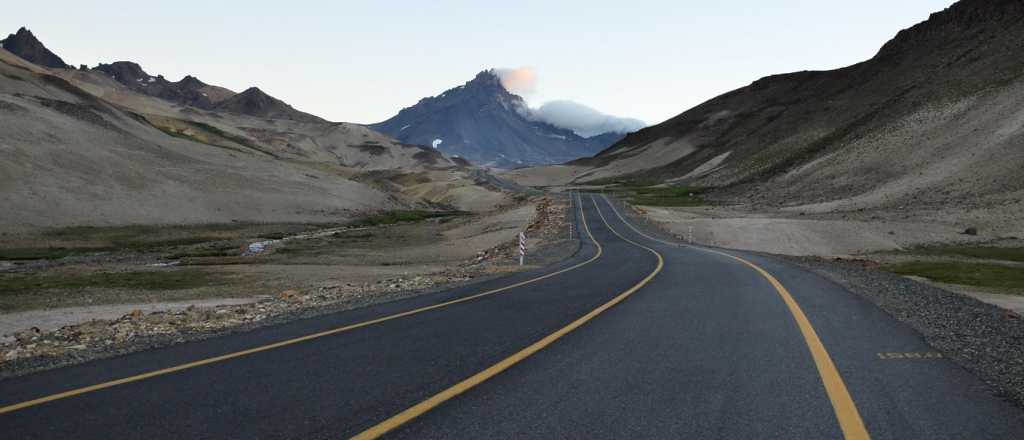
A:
[
  {"left": 0, "top": 31, "right": 511, "bottom": 232},
  {"left": 533, "top": 0, "right": 1023, "bottom": 216}
]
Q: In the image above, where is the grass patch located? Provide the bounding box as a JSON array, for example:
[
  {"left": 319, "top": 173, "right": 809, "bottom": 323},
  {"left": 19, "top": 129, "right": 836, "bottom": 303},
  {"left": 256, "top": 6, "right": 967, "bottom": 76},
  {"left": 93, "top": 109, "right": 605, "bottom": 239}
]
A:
[
  {"left": 349, "top": 210, "right": 466, "bottom": 228},
  {"left": 594, "top": 183, "right": 709, "bottom": 207},
  {"left": 885, "top": 261, "right": 1024, "bottom": 290},
  {"left": 275, "top": 241, "right": 326, "bottom": 255},
  {"left": 9, "top": 223, "right": 337, "bottom": 261},
  {"left": 627, "top": 186, "right": 708, "bottom": 207},
  {"left": 354, "top": 143, "right": 389, "bottom": 156},
  {"left": 43, "top": 224, "right": 310, "bottom": 249},
  {"left": 162, "top": 245, "right": 241, "bottom": 260},
  {"left": 891, "top": 245, "right": 1024, "bottom": 263},
  {"left": 0, "top": 270, "right": 229, "bottom": 294},
  {"left": 178, "top": 256, "right": 261, "bottom": 266},
  {"left": 0, "top": 247, "right": 114, "bottom": 261},
  {"left": 44, "top": 224, "right": 163, "bottom": 241}
]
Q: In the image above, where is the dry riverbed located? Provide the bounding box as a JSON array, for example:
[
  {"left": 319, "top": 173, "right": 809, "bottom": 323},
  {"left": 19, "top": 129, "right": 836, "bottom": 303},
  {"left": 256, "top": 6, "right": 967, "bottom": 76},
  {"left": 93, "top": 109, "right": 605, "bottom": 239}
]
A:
[{"left": 0, "top": 196, "right": 575, "bottom": 376}]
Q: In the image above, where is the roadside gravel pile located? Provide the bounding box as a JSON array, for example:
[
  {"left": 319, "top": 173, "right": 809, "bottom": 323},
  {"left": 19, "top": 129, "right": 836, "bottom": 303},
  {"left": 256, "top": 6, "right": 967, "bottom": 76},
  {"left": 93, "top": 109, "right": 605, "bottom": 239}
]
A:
[
  {"left": 787, "top": 256, "right": 1024, "bottom": 408},
  {"left": 0, "top": 196, "right": 574, "bottom": 378},
  {"left": 469, "top": 196, "right": 567, "bottom": 265}
]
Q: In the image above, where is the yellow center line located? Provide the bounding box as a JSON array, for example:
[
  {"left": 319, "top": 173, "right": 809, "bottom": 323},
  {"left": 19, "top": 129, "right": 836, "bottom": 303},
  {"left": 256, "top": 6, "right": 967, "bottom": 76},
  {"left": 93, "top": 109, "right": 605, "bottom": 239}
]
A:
[
  {"left": 0, "top": 193, "right": 602, "bottom": 416},
  {"left": 351, "top": 194, "right": 664, "bottom": 440},
  {"left": 599, "top": 194, "right": 870, "bottom": 440}
]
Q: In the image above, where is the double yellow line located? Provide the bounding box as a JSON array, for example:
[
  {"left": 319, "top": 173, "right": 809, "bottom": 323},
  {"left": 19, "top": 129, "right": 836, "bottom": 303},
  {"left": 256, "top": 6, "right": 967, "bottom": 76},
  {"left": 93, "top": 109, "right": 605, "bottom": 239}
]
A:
[
  {"left": 598, "top": 195, "right": 870, "bottom": 440},
  {"left": 0, "top": 193, "right": 603, "bottom": 416},
  {"left": 352, "top": 194, "right": 664, "bottom": 439}
]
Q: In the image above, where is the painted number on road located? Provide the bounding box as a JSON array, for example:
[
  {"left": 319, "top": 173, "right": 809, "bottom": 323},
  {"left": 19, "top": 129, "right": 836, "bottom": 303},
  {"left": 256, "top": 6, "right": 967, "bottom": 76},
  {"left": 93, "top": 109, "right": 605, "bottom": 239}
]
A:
[{"left": 876, "top": 352, "right": 944, "bottom": 360}]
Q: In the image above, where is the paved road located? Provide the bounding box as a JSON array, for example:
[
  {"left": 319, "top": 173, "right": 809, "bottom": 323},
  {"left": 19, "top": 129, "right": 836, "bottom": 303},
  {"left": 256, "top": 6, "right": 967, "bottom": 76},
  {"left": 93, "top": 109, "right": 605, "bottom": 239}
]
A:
[{"left": 2, "top": 194, "right": 1023, "bottom": 439}]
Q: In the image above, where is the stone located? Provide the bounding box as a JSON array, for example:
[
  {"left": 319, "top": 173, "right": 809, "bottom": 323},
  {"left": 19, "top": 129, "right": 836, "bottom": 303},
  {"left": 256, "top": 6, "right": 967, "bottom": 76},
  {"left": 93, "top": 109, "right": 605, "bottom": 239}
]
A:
[{"left": 279, "top": 289, "right": 300, "bottom": 300}]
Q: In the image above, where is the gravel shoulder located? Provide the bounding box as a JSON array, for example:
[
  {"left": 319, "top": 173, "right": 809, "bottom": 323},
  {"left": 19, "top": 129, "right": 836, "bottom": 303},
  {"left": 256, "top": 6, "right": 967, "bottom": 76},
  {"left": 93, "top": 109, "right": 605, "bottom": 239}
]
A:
[{"left": 782, "top": 256, "right": 1024, "bottom": 409}]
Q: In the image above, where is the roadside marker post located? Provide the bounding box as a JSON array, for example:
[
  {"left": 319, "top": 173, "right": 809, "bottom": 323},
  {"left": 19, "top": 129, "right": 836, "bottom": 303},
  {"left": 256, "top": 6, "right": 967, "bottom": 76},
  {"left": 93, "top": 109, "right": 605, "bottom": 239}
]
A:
[
  {"left": 519, "top": 232, "right": 527, "bottom": 266},
  {"left": 568, "top": 193, "right": 573, "bottom": 240}
]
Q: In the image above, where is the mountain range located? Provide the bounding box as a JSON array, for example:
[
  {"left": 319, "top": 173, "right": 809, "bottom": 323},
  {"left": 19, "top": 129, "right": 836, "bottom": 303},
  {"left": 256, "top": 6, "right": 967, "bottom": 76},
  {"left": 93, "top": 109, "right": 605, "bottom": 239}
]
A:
[
  {"left": 0, "top": 28, "right": 509, "bottom": 231},
  {"left": 370, "top": 70, "right": 633, "bottom": 168}
]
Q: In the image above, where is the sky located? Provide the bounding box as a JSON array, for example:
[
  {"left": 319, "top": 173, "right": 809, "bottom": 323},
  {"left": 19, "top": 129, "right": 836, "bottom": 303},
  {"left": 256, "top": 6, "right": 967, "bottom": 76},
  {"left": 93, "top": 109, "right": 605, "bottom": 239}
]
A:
[{"left": 3, "top": 0, "right": 955, "bottom": 126}]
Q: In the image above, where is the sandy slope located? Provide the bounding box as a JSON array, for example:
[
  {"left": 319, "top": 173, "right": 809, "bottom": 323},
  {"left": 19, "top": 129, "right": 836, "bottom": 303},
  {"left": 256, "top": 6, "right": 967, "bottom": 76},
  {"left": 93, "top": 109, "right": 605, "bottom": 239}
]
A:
[
  {"left": 0, "top": 48, "right": 510, "bottom": 232},
  {"left": 0, "top": 62, "right": 396, "bottom": 230}
]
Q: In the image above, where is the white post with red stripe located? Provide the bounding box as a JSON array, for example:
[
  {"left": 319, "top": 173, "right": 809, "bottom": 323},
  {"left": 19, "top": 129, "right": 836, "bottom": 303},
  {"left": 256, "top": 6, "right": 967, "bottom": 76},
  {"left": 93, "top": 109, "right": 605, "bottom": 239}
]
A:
[
  {"left": 518, "top": 232, "right": 527, "bottom": 266},
  {"left": 568, "top": 193, "right": 573, "bottom": 240}
]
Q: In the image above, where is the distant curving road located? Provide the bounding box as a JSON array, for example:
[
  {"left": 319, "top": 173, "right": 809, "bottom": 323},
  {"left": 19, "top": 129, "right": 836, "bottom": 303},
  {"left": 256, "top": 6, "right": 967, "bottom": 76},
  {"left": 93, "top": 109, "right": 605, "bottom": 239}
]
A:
[{"left": 1, "top": 194, "right": 1022, "bottom": 439}]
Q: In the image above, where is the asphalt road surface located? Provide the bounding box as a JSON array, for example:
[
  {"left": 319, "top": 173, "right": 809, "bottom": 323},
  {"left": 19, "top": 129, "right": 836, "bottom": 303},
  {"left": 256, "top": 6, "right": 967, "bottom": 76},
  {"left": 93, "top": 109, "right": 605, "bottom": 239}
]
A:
[{"left": 2, "top": 194, "right": 1023, "bottom": 439}]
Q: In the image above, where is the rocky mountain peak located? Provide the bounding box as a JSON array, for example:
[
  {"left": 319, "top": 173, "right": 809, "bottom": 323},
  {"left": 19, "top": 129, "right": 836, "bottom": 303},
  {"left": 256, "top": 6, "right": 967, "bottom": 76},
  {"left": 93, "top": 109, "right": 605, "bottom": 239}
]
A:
[
  {"left": 94, "top": 61, "right": 151, "bottom": 83},
  {"left": 467, "top": 70, "right": 519, "bottom": 100},
  {"left": 1, "top": 27, "right": 70, "bottom": 69},
  {"left": 177, "top": 75, "right": 207, "bottom": 89},
  {"left": 229, "top": 87, "right": 275, "bottom": 108},
  {"left": 874, "top": 0, "right": 1024, "bottom": 62},
  {"left": 214, "top": 86, "right": 324, "bottom": 123},
  {"left": 468, "top": 69, "right": 504, "bottom": 89},
  {"left": 239, "top": 86, "right": 267, "bottom": 96},
  {"left": 369, "top": 68, "right": 622, "bottom": 168}
]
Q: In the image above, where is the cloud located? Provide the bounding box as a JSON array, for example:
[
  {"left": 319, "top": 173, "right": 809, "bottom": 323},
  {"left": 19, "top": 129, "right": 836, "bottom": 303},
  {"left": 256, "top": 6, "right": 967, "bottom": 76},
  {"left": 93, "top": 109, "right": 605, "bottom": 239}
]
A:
[
  {"left": 526, "top": 100, "right": 646, "bottom": 137},
  {"left": 493, "top": 67, "right": 537, "bottom": 95},
  {"left": 493, "top": 66, "right": 645, "bottom": 137}
]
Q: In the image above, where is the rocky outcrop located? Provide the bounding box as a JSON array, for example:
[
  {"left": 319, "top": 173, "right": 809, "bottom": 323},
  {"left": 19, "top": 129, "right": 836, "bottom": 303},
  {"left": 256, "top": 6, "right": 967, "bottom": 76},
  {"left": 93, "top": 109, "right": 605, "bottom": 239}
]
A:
[
  {"left": 93, "top": 62, "right": 223, "bottom": 109},
  {"left": 1, "top": 27, "right": 70, "bottom": 69},
  {"left": 214, "top": 87, "right": 325, "bottom": 123}
]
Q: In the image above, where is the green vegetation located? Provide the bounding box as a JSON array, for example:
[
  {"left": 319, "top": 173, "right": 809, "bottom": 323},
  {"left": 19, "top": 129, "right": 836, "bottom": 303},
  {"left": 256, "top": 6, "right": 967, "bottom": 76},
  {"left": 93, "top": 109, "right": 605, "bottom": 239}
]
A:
[
  {"left": 0, "top": 223, "right": 340, "bottom": 263},
  {"left": 627, "top": 186, "right": 708, "bottom": 207},
  {"left": 43, "top": 225, "right": 223, "bottom": 251},
  {"left": 348, "top": 210, "right": 466, "bottom": 228},
  {"left": 0, "top": 270, "right": 230, "bottom": 294},
  {"left": 593, "top": 182, "right": 709, "bottom": 207},
  {"left": 0, "top": 247, "right": 114, "bottom": 261},
  {"left": 885, "top": 261, "right": 1024, "bottom": 291},
  {"left": 152, "top": 123, "right": 250, "bottom": 154},
  {"left": 162, "top": 245, "right": 241, "bottom": 260},
  {"left": 144, "top": 115, "right": 277, "bottom": 157},
  {"left": 887, "top": 245, "right": 1024, "bottom": 263},
  {"left": 187, "top": 120, "right": 274, "bottom": 155},
  {"left": 354, "top": 143, "right": 389, "bottom": 156}
]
